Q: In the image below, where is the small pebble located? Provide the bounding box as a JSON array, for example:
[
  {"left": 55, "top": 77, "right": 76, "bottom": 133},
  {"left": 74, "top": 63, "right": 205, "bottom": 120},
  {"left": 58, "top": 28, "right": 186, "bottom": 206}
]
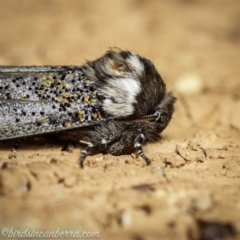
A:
[
  {"left": 154, "top": 166, "right": 164, "bottom": 176},
  {"left": 175, "top": 73, "right": 203, "bottom": 94},
  {"left": 209, "top": 133, "right": 219, "bottom": 143},
  {"left": 121, "top": 210, "right": 132, "bottom": 227},
  {"left": 194, "top": 197, "right": 213, "bottom": 211}
]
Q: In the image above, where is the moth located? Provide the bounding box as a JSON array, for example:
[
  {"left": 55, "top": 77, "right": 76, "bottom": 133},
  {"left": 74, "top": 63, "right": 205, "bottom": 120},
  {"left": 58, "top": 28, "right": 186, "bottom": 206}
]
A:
[{"left": 0, "top": 49, "right": 176, "bottom": 167}]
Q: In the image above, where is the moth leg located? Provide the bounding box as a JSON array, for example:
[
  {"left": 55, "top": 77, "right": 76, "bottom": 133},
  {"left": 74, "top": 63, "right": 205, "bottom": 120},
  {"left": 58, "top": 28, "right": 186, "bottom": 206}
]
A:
[
  {"left": 12, "top": 138, "right": 26, "bottom": 152},
  {"left": 79, "top": 140, "right": 94, "bottom": 168},
  {"left": 134, "top": 134, "right": 151, "bottom": 165}
]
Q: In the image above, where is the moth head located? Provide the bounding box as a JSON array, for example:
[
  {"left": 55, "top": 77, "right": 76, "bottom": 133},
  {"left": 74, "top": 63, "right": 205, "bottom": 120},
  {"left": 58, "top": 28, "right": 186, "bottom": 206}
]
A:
[
  {"left": 114, "top": 91, "right": 176, "bottom": 130},
  {"left": 85, "top": 49, "right": 176, "bottom": 125}
]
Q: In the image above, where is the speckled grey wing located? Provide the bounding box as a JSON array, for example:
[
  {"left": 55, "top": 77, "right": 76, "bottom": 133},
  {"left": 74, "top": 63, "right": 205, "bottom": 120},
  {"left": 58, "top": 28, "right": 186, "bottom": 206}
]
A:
[{"left": 0, "top": 66, "right": 106, "bottom": 140}]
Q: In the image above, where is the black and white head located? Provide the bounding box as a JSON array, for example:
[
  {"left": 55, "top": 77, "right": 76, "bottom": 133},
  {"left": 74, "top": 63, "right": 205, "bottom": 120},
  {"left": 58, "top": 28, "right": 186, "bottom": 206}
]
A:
[{"left": 83, "top": 48, "right": 176, "bottom": 134}]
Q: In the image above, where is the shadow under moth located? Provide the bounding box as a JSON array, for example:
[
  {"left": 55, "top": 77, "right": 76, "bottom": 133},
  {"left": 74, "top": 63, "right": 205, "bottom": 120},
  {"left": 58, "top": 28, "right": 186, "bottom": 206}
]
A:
[{"left": 0, "top": 49, "right": 176, "bottom": 168}]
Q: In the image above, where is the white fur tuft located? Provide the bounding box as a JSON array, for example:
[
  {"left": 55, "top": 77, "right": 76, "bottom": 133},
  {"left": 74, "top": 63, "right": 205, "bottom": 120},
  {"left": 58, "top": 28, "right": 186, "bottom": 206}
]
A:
[
  {"left": 127, "top": 54, "right": 144, "bottom": 75},
  {"left": 100, "top": 78, "right": 141, "bottom": 117}
]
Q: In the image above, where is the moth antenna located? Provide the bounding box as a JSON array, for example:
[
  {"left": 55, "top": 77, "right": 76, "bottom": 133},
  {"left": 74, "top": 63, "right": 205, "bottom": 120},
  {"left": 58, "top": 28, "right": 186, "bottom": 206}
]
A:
[
  {"left": 114, "top": 114, "right": 157, "bottom": 123},
  {"left": 79, "top": 140, "right": 94, "bottom": 168},
  {"left": 134, "top": 134, "right": 151, "bottom": 165}
]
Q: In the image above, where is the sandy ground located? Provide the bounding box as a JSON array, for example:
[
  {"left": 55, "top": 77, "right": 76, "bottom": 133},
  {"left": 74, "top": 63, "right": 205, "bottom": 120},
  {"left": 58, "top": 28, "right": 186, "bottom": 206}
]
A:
[{"left": 0, "top": 0, "right": 240, "bottom": 239}]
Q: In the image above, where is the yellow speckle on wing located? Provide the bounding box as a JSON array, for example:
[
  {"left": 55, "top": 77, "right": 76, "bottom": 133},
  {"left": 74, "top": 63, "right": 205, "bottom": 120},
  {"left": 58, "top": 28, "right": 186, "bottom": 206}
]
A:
[
  {"left": 63, "top": 99, "right": 68, "bottom": 103},
  {"left": 97, "top": 111, "right": 102, "bottom": 119},
  {"left": 47, "top": 74, "right": 52, "bottom": 79},
  {"left": 62, "top": 82, "right": 68, "bottom": 87},
  {"left": 40, "top": 90, "right": 45, "bottom": 95},
  {"left": 84, "top": 95, "right": 89, "bottom": 103},
  {"left": 40, "top": 81, "right": 48, "bottom": 86},
  {"left": 65, "top": 122, "right": 71, "bottom": 128},
  {"left": 58, "top": 96, "right": 63, "bottom": 101},
  {"left": 58, "top": 85, "right": 63, "bottom": 89},
  {"left": 68, "top": 93, "right": 73, "bottom": 98},
  {"left": 91, "top": 98, "right": 97, "bottom": 103},
  {"left": 41, "top": 75, "right": 46, "bottom": 79},
  {"left": 62, "top": 92, "right": 67, "bottom": 97},
  {"left": 92, "top": 113, "right": 97, "bottom": 119},
  {"left": 69, "top": 74, "right": 74, "bottom": 78},
  {"left": 46, "top": 79, "right": 53, "bottom": 85},
  {"left": 57, "top": 79, "right": 62, "bottom": 83},
  {"left": 92, "top": 91, "right": 97, "bottom": 95},
  {"left": 78, "top": 111, "right": 84, "bottom": 122},
  {"left": 84, "top": 80, "right": 89, "bottom": 84},
  {"left": 21, "top": 97, "right": 25, "bottom": 100}
]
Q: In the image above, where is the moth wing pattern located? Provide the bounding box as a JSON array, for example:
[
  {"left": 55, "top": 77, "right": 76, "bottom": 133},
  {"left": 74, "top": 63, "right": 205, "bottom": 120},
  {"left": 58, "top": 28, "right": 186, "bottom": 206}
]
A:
[{"left": 0, "top": 66, "right": 107, "bottom": 140}]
